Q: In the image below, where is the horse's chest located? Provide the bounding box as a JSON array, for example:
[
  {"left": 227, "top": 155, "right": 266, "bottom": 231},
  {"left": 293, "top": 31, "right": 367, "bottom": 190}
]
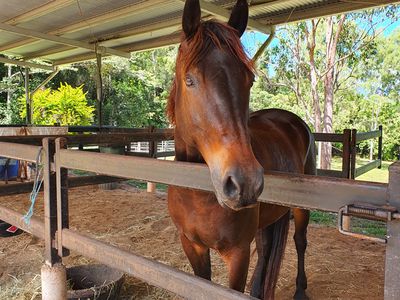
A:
[{"left": 168, "top": 186, "right": 258, "bottom": 249}]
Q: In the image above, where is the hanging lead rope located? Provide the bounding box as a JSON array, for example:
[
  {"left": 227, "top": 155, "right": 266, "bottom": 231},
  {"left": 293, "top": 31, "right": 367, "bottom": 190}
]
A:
[{"left": 23, "top": 147, "right": 44, "bottom": 225}]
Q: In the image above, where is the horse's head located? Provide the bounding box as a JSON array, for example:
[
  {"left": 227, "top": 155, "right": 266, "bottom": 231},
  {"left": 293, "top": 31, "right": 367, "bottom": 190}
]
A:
[{"left": 168, "top": 0, "right": 264, "bottom": 210}]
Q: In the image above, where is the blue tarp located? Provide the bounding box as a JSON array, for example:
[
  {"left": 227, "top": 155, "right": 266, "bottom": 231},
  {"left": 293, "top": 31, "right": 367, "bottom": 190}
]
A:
[{"left": 0, "top": 157, "right": 19, "bottom": 180}]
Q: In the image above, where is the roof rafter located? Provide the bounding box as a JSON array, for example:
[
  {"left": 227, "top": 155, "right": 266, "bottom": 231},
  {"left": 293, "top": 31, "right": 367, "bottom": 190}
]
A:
[
  {"left": 0, "top": 56, "right": 54, "bottom": 71},
  {"left": 257, "top": 0, "right": 400, "bottom": 25},
  {"left": 0, "top": 22, "right": 130, "bottom": 58},
  {"left": 5, "top": 0, "right": 75, "bottom": 25},
  {"left": 24, "top": 16, "right": 183, "bottom": 60},
  {"left": 0, "top": 0, "right": 174, "bottom": 53},
  {"left": 53, "top": 33, "right": 181, "bottom": 66}
]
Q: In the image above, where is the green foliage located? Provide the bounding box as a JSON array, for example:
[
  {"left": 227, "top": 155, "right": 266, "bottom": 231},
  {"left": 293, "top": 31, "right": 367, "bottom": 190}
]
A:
[
  {"left": 19, "top": 83, "right": 94, "bottom": 126},
  {"left": 251, "top": 7, "right": 400, "bottom": 160}
]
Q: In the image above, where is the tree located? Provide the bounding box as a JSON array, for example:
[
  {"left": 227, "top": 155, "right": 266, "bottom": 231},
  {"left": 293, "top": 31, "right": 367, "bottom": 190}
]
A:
[
  {"left": 19, "top": 83, "right": 94, "bottom": 126},
  {"left": 254, "top": 6, "right": 399, "bottom": 168}
]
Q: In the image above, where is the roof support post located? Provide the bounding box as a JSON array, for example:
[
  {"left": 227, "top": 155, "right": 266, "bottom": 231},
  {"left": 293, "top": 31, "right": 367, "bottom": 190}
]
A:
[
  {"left": 31, "top": 68, "right": 60, "bottom": 99},
  {"left": 384, "top": 161, "right": 400, "bottom": 299},
  {"left": 252, "top": 27, "right": 276, "bottom": 63},
  {"left": 24, "top": 67, "right": 31, "bottom": 125},
  {"left": 95, "top": 50, "right": 103, "bottom": 128}
]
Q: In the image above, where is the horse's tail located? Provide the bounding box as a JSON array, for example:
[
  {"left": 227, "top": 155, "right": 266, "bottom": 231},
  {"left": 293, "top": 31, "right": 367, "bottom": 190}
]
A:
[
  {"left": 251, "top": 210, "right": 290, "bottom": 300},
  {"left": 264, "top": 211, "right": 290, "bottom": 299}
]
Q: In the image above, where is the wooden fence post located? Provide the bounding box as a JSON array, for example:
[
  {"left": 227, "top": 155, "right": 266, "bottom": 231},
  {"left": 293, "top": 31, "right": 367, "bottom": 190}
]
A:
[
  {"left": 42, "top": 138, "right": 67, "bottom": 300},
  {"left": 384, "top": 161, "right": 400, "bottom": 299},
  {"left": 350, "top": 129, "right": 357, "bottom": 179},
  {"left": 342, "top": 129, "right": 351, "bottom": 179},
  {"left": 378, "top": 125, "right": 383, "bottom": 169},
  {"left": 341, "top": 129, "right": 356, "bottom": 231}
]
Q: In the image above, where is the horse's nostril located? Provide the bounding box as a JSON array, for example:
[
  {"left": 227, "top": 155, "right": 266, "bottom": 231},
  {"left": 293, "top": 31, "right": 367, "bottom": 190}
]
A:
[
  {"left": 223, "top": 176, "right": 240, "bottom": 199},
  {"left": 256, "top": 177, "right": 264, "bottom": 198}
]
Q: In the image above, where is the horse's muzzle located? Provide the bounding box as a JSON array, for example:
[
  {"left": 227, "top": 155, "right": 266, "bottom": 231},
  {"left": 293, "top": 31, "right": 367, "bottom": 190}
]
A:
[{"left": 216, "top": 165, "right": 264, "bottom": 210}]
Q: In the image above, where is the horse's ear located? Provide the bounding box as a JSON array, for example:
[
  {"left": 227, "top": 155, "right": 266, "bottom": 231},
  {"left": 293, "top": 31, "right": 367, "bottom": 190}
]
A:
[
  {"left": 182, "top": 0, "right": 201, "bottom": 39},
  {"left": 228, "top": 0, "right": 248, "bottom": 37}
]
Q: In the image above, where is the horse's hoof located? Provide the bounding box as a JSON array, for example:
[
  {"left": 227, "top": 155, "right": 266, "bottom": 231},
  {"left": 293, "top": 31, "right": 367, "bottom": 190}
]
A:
[{"left": 293, "top": 290, "right": 309, "bottom": 300}]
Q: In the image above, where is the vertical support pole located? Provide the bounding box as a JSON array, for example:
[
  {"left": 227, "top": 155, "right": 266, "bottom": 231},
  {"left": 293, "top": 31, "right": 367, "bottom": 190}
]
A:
[
  {"left": 378, "top": 125, "right": 383, "bottom": 169},
  {"left": 25, "top": 67, "right": 31, "bottom": 125},
  {"left": 342, "top": 129, "right": 351, "bottom": 179},
  {"left": 42, "top": 138, "right": 66, "bottom": 300},
  {"left": 55, "top": 138, "right": 70, "bottom": 258},
  {"left": 7, "top": 65, "right": 12, "bottom": 110},
  {"left": 95, "top": 51, "right": 103, "bottom": 128},
  {"left": 350, "top": 129, "right": 357, "bottom": 179},
  {"left": 147, "top": 126, "right": 156, "bottom": 193},
  {"left": 384, "top": 161, "right": 400, "bottom": 299}
]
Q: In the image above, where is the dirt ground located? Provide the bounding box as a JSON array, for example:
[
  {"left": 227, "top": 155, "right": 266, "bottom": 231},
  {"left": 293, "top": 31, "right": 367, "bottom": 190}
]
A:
[{"left": 0, "top": 183, "right": 385, "bottom": 299}]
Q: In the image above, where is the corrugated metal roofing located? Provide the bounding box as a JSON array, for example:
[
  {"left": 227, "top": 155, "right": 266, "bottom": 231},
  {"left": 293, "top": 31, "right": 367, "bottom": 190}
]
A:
[{"left": 0, "top": 0, "right": 398, "bottom": 67}]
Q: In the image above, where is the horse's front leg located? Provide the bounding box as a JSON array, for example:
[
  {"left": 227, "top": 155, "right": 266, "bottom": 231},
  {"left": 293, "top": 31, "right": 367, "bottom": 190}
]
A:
[
  {"left": 293, "top": 208, "right": 310, "bottom": 300},
  {"left": 180, "top": 234, "right": 211, "bottom": 280},
  {"left": 220, "top": 246, "right": 250, "bottom": 292}
]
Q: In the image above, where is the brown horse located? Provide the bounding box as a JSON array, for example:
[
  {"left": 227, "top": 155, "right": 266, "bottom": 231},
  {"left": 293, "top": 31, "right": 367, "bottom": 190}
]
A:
[{"left": 167, "top": 0, "right": 315, "bottom": 299}]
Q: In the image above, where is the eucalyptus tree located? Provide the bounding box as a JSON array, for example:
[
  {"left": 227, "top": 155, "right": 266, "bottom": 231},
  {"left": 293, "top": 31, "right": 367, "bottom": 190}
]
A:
[{"left": 253, "top": 5, "right": 399, "bottom": 168}]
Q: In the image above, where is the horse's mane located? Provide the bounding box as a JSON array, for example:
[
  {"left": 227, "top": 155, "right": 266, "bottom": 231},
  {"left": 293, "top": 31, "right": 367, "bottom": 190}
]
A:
[{"left": 166, "top": 20, "right": 255, "bottom": 125}]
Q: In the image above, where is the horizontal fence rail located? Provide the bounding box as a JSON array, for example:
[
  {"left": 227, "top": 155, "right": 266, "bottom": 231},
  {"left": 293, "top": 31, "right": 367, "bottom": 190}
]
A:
[
  {"left": 0, "top": 142, "right": 42, "bottom": 162},
  {"left": 355, "top": 159, "right": 382, "bottom": 178},
  {"left": 0, "top": 205, "right": 44, "bottom": 239},
  {"left": 0, "top": 175, "right": 123, "bottom": 196},
  {"left": 356, "top": 129, "right": 382, "bottom": 142},
  {"left": 56, "top": 148, "right": 388, "bottom": 213},
  {"left": 0, "top": 132, "right": 174, "bottom": 146},
  {"left": 62, "top": 228, "right": 254, "bottom": 300}
]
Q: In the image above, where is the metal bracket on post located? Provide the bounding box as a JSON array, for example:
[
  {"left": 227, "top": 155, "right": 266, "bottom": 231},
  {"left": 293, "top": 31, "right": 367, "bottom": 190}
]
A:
[
  {"left": 384, "top": 161, "right": 400, "bottom": 299},
  {"left": 338, "top": 203, "right": 400, "bottom": 244}
]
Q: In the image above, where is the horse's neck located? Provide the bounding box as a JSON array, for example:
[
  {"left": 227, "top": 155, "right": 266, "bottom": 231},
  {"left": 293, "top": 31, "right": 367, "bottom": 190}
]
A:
[{"left": 174, "top": 130, "right": 204, "bottom": 163}]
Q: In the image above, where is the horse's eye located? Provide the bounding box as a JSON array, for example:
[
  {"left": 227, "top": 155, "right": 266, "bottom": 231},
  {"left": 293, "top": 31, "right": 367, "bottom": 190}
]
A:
[{"left": 185, "top": 75, "right": 194, "bottom": 87}]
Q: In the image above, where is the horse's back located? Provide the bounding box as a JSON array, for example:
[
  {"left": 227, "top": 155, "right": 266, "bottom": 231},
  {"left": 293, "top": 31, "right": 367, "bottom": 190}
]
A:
[{"left": 249, "top": 108, "right": 314, "bottom": 174}]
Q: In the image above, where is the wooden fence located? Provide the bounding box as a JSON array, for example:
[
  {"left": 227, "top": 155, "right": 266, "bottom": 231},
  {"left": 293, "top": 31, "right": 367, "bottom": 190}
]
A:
[
  {"left": 0, "top": 134, "right": 399, "bottom": 299},
  {"left": 314, "top": 125, "right": 383, "bottom": 179}
]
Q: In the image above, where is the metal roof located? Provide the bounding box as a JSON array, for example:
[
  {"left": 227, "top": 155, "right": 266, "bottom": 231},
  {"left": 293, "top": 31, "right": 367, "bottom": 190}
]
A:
[{"left": 0, "top": 0, "right": 398, "bottom": 67}]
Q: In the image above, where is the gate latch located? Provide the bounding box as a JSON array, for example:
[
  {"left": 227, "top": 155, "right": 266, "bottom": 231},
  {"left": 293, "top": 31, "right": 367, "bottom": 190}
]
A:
[{"left": 338, "top": 203, "right": 400, "bottom": 244}]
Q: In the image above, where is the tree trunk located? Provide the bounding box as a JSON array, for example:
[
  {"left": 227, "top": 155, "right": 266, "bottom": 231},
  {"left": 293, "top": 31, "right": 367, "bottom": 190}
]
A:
[
  {"left": 305, "top": 20, "right": 323, "bottom": 168},
  {"left": 307, "top": 20, "right": 322, "bottom": 133},
  {"left": 321, "top": 15, "right": 346, "bottom": 170}
]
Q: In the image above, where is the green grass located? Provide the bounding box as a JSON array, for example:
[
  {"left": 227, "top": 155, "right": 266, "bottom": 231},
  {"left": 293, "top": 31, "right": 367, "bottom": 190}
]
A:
[{"left": 309, "top": 211, "right": 387, "bottom": 238}]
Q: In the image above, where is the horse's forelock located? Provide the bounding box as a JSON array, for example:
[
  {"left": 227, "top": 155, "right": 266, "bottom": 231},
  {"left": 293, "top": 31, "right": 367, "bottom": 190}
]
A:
[{"left": 179, "top": 20, "right": 254, "bottom": 75}]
